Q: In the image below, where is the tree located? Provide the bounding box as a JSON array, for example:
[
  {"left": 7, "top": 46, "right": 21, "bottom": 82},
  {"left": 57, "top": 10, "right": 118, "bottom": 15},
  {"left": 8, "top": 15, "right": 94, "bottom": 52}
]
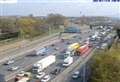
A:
[
  {"left": 0, "top": 18, "right": 18, "bottom": 33},
  {"left": 46, "top": 14, "right": 67, "bottom": 27},
  {"left": 17, "top": 17, "right": 36, "bottom": 38},
  {"left": 90, "top": 49, "right": 120, "bottom": 82}
]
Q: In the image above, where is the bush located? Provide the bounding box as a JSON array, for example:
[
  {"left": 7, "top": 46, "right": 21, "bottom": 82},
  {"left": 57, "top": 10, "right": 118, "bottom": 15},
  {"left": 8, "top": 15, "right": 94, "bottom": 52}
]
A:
[
  {"left": 0, "top": 32, "right": 19, "bottom": 40},
  {"left": 90, "top": 46, "right": 120, "bottom": 82}
]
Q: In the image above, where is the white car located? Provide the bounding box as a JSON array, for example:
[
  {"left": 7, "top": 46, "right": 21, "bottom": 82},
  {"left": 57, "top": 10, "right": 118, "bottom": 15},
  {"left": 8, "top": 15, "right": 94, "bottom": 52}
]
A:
[
  {"left": 17, "top": 71, "right": 25, "bottom": 77},
  {"left": 54, "top": 47, "right": 59, "bottom": 50},
  {"left": 8, "top": 66, "right": 19, "bottom": 71},
  {"left": 72, "top": 71, "right": 80, "bottom": 79},
  {"left": 4, "top": 59, "right": 14, "bottom": 65},
  {"left": 35, "top": 72, "right": 45, "bottom": 79},
  {"left": 41, "top": 75, "right": 51, "bottom": 82},
  {"left": 101, "top": 43, "right": 108, "bottom": 49}
]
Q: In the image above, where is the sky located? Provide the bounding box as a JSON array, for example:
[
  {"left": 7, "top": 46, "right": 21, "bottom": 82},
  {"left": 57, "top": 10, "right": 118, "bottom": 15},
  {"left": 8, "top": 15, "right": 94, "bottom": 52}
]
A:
[{"left": 0, "top": 0, "right": 120, "bottom": 17}]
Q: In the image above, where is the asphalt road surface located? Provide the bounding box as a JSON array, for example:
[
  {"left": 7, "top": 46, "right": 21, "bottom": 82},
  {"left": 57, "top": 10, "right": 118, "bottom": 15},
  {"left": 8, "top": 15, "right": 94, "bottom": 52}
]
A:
[
  {"left": 57, "top": 31, "right": 116, "bottom": 82},
  {"left": 5, "top": 30, "right": 92, "bottom": 82},
  {"left": 0, "top": 24, "right": 90, "bottom": 64}
]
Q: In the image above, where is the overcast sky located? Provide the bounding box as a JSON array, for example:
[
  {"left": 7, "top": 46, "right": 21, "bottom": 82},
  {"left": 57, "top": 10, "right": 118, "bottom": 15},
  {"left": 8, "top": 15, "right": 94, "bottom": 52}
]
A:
[{"left": 0, "top": 0, "right": 120, "bottom": 17}]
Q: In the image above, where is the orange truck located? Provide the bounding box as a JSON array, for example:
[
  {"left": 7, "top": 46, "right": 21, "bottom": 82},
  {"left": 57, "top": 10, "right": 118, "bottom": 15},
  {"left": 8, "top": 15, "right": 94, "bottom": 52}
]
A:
[{"left": 75, "top": 43, "right": 90, "bottom": 56}]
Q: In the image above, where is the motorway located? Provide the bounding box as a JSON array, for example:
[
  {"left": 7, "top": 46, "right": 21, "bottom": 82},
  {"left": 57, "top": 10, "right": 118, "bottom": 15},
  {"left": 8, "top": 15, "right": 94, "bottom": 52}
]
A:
[
  {"left": 61, "top": 49, "right": 96, "bottom": 82},
  {"left": 55, "top": 31, "right": 116, "bottom": 82},
  {"left": 4, "top": 29, "right": 92, "bottom": 82},
  {"left": 0, "top": 24, "right": 89, "bottom": 63},
  {"left": 0, "top": 28, "right": 89, "bottom": 64},
  {"left": 0, "top": 33, "right": 59, "bottom": 63},
  {"left": 0, "top": 25, "right": 115, "bottom": 82}
]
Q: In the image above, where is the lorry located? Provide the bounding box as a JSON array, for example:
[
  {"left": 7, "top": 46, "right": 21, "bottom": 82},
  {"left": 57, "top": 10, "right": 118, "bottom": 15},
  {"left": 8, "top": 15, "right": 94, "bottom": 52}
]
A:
[
  {"left": 63, "top": 56, "right": 73, "bottom": 67},
  {"left": 64, "top": 43, "right": 80, "bottom": 58},
  {"left": 32, "top": 55, "right": 56, "bottom": 74},
  {"left": 33, "top": 47, "right": 48, "bottom": 56},
  {"left": 75, "top": 43, "right": 90, "bottom": 56},
  {"left": 15, "top": 71, "right": 31, "bottom": 82}
]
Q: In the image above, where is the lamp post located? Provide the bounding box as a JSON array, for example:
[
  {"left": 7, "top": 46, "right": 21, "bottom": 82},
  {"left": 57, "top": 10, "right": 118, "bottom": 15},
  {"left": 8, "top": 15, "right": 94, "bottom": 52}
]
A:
[{"left": 49, "top": 25, "right": 52, "bottom": 35}]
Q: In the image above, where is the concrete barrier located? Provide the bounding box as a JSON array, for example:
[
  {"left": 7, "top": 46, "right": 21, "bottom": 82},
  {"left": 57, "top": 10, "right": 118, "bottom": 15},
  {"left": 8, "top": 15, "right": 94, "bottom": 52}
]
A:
[
  {"left": 50, "top": 48, "right": 96, "bottom": 82},
  {"left": 0, "top": 33, "right": 59, "bottom": 54}
]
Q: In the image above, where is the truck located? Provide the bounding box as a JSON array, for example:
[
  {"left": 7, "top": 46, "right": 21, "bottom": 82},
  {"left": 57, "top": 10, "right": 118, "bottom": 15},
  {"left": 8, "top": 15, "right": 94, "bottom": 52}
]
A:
[
  {"left": 33, "top": 47, "right": 48, "bottom": 56},
  {"left": 15, "top": 72, "right": 31, "bottom": 82},
  {"left": 64, "top": 43, "right": 80, "bottom": 58},
  {"left": 63, "top": 56, "right": 73, "bottom": 67},
  {"left": 75, "top": 43, "right": 90, "bottom": 56},
  {"left": 68, "top": 43, "right": 80, "bottom": 51},
  {"left": 32, "top": 55, "right": 56, "bottom": 74}
]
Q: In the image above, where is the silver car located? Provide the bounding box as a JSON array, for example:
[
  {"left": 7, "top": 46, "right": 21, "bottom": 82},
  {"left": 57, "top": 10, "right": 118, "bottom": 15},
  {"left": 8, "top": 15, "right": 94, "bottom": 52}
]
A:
[
  {"left": 4, "top": 59, "right": 14, "bottom": 65},
  {"left": 41, "top": 75, "right": 51, "bottom": 82},
  {"left": 8, "top": 66, "right": 19, "bottom": 71},
  {"left": 35, "top": 72, "right": 45, "bottom": 79},
  {"left": 72, "top": 71, "right": 80, "bottom": 79}
]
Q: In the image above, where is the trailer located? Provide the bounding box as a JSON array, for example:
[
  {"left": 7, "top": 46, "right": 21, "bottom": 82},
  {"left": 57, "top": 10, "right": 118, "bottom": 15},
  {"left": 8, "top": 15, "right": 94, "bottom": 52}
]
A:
[
  {"left": 75, "top": 43, "right": 90, "bottom": 56},
  {"left": 32, "top": 55, "right": 56, "bottom": 73}
]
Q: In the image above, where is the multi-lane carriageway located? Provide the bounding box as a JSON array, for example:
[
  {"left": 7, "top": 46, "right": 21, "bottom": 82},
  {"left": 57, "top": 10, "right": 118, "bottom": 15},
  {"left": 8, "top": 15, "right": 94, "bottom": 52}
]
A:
[
  {"left": 2, "top": 28, "right": 115, "bottom": 82},
  {"left": 0, "top": 29, "right": 92, "bottom": 82}
]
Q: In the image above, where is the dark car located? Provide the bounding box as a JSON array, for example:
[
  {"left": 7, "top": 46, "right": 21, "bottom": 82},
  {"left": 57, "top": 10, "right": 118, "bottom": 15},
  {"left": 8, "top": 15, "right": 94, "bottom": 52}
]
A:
[
  {"left": 51, "top": 44, "right": 55, "bottom": 47},
  {"left": 4, "top": 59, "right": 15, "bottom": 65},
  {"left": 51, "top": 68, "right": 61, "bottom": 75}
]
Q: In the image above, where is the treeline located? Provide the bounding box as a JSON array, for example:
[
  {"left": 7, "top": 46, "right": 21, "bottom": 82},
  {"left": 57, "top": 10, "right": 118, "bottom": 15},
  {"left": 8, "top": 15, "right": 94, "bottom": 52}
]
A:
[
  {"left": 0, "top": 14, "right": 69, "bottom": 40},
  {"left": 89, "top": 44, "right": 120, "bottom": 82}
]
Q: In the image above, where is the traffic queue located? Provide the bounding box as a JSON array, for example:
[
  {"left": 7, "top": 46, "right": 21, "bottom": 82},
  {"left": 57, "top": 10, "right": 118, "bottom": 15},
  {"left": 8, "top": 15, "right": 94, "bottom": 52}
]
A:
[{"left": 10, "top": 25, "right": 115, "bottom": 82}]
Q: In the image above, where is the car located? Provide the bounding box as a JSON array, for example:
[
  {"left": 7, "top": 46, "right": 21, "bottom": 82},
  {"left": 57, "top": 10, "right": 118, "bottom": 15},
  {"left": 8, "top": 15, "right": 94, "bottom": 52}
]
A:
[
  {"left": 72, "top": 71, "right": 80, "bottom": 79},
  {"left": 35, "top": 72, "right": 45, "bottom": 79},
  {"left": 51, "top": 44, "right": 55, "bottom": 47},
  {"left": 51, "top": 68, "right": 61, "bottom": 75},
  {"left": 4, "top": 59, "right": 15, "bottom": 65},
  {"left": 106, "top": 29, "right": 111, "bottom": 32},
  {"left": 66, "top": 41, "right": 71, "bottom": 45},
  {"left": 41, "top": 75, "right": 51, "bottom": 82},
  {"left": 96, "top": 45, "right": 101, "bottom": 49},
  {"left": 54, "top": 47, "right": 59, "bottom": 50},
  {"left": 16, "top": 71, "right": 31, "bottom": 77},
  {"left": 41, "top": 52, "right": 47, "bottom": 56},
  {"left": 89, "top": 36, "right": 96, "bottom": 41},
  {"left": 61, "top": 39, "right": 65, "bottom": 42},
  {"left": 73, "top": 35, "right": 78, "bottom": 38},
  {"left": 60, "top": 49, "right": 66, "bottom": 53},
  {"left": 101, "top": 43, "right": 108, "bottom": 49},
  {"left": 16, "top": 71, "right": 25, "bottom": 77},
  {"left": 8, "top": 66, "right": 19, "bottom": 71}
]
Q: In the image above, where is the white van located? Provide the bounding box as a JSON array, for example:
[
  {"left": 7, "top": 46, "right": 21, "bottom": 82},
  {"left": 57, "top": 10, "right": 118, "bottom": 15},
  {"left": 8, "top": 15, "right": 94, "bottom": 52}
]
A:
[{"left": 63, "top": 56, "right": 73, "bottom": 67}]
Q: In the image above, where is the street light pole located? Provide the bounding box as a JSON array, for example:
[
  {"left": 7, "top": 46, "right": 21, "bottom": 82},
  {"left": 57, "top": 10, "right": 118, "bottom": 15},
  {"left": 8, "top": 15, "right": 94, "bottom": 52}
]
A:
[
  {"left": 83, "top": 64, "right": 86, "bottom": 82},
  {"left": 49, "top": 26, "right": 51, "bottom": 35}
]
